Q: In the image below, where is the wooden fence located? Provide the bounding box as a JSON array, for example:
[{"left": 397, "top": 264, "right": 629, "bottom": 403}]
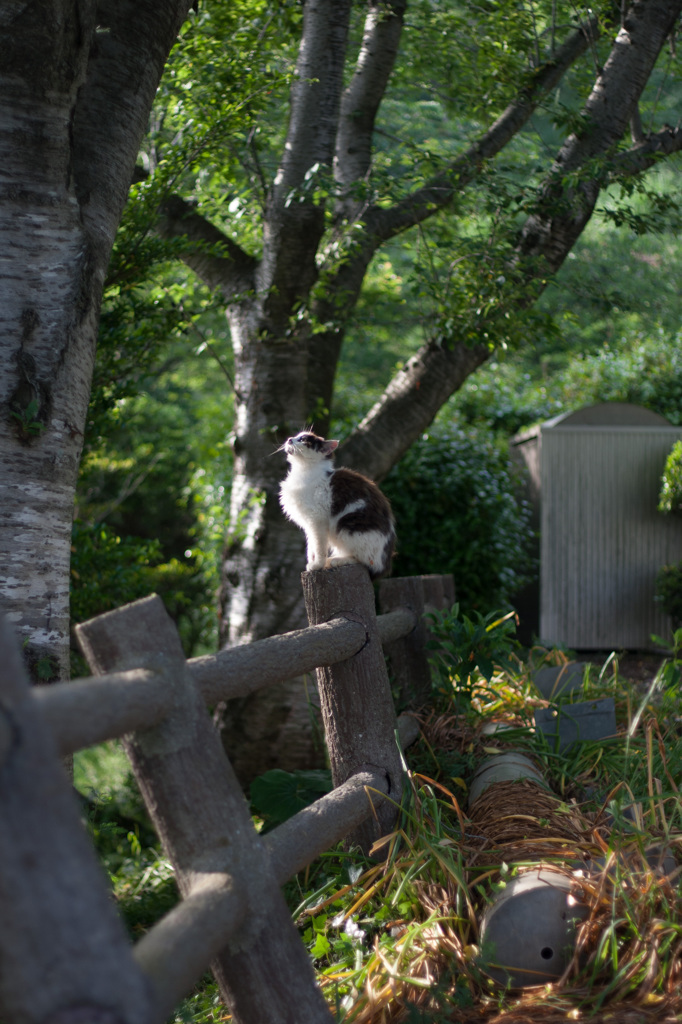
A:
[{"left": 0, "top": 564, "right": 453, "bottom": 1024}]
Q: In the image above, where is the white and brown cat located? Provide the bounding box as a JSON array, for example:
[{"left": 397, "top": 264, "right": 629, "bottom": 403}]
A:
[{"left": 278, "top": 431, "right": 396, "bottom": 579}]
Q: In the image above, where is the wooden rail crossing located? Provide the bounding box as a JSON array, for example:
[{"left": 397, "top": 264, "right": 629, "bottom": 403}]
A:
[{"left": 0, "top": 565, "right": 454, "bottom": 1024}]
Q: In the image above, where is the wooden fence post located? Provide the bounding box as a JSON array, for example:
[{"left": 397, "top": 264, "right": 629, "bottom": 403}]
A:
[
  {"left": 421, "top": 573, "right": 456, "bottom": 613},
  {"left": 302, "top": 564, "right": 404, "bottom": 853},
  {"left": 441, "top": 573, "right": 456, "bottom": 608},
  {"left": 0, "top": 616, "right": 154, "bottom": 1024},
  {"left": 77, "top": 595, "right": 332, "bottom": 1024},
  {"left": 378, "top": 575, "right": 431, "bottom": 707},
  {"left": 421, "top": 573, "right": 456, "bottom": 680}
]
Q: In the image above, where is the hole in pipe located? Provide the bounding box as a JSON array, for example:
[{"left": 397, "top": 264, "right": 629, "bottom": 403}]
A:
[{"left": 540, "top": 947, "right": 554, "bottom": 960}]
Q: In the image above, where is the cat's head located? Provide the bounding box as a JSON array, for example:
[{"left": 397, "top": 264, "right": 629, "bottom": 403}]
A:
[{"left": 283, "top": 431, "right": 339, "bottom": 461}]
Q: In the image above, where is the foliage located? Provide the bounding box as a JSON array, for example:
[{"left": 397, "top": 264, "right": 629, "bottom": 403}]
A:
[
  {"left": 74, "top": 331, "right": 233, "bottom": 657},
  {"left": 10, "top": 397, "right": 46, "bottom": 440},
  {"left": 382, "top": 423, "right": 534, "bottom": 614},
  {"left": 427, "top": 605, "right": 518, "bottom": 710},
  {"left": 391, "top": 0, "right": 556, "bottom": 120},
  {"left": 452, "top": 166, "right": 682, "bottom": 436},
  {"left": 454, "top": 357, "right": 564, "bottom": 434},
  {"left": 655, "top": 562, "right": 682, "bottom": 626},
  {"left": 70, "top": 521, "right": 163, "bottom": 624},
  {"left": 75, "top": 741, "right": 180, "bottom": 939},
  {"left": 398, "top": 171, "right": 559, "bottom": 354},
  {"left": 560, "top": 331, "right": 682, "bottom": 425},
  {"left": 456, "top": 328, "right": 682, "bottom": 435},
  {"left": 70, "top": 520, "right": 214, "bottom": 660},
  {"left": 75, "top": 740, "right": 149, "bottom": 833},
  {"left": 250, "top": 768, "right": 332, "bottom": 832},
  {"left": 659, "top": 440, "right": 682, "bottom": 515},
  {"left": 542, "top": 172, "right": 682, "bottom": 355}
]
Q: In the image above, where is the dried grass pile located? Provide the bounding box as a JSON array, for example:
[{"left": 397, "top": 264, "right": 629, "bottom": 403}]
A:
[{"left": 467, "top": 776, "right": 589, "bottom": 866}]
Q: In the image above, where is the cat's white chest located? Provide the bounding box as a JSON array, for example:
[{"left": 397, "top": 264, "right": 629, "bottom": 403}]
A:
[{"left": 279, "top": 464, "right": 332, "bottom": 527}]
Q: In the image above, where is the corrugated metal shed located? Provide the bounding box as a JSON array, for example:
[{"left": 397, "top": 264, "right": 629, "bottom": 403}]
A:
[{"left": 512, "top": 403, "right": 682, "bottom": 650}]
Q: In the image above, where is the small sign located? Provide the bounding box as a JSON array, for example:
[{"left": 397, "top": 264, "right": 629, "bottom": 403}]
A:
[{"left": 534, "top": 698, "right": 616, "bottom": 751}]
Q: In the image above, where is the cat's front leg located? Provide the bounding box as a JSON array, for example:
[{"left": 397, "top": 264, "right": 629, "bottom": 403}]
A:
[{"left": 305, "top": 525, "right": 329, "bottom": 571}]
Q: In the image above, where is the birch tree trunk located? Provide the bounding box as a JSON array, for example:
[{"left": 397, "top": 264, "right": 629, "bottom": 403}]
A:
[{"left": 0, "top": 0, "right": 192, "bottom": 682}]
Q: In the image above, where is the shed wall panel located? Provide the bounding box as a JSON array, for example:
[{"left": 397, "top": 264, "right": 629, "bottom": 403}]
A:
[{"left": 540, "top": 427, "right": 682, "bottom": 649}]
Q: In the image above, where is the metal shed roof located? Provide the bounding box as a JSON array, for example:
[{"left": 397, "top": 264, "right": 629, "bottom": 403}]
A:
[{"left": 543, "top": 402, "right": 672, "bottom": 429}]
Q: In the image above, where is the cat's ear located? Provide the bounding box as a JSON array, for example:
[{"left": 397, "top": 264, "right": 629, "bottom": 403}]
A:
[{"left": 321, "top": 439, "right": 339, "bottom": 454}]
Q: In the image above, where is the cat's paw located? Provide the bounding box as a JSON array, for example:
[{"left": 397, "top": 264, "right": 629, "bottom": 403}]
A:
[
  {"left": 306, "top": 558, "right": 325, "bottom": 571},
  {"left": 326, "top": 556, "right": 359, "bottom": 569}
]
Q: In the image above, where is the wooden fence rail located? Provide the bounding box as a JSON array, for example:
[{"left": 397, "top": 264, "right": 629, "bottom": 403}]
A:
[{"left": 0, "top": 565, "right": 453, "bottom": 1024}]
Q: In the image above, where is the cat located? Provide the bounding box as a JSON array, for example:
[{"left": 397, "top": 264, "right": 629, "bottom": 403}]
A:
[{"left": 278, "top": 430, "right": 396, "bottom": 579}]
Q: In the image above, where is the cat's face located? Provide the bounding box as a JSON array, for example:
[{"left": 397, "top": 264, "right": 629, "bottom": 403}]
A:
[{"left": 284, "top": 431, "right": 339, "bottom": 461}]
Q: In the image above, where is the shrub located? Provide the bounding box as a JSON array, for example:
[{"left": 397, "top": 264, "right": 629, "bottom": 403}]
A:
[
  {"left": 70, "top": 520, "right": 215, "bottom": 660},
  {"left": 456, "top": 331, "right": 682, "bottom": 435},
  {"left": 658, "top": 440, "right": 682, "bottom": 515},
  {"left": 555, "top": 331, "right": 682, "bottom": 425},
  {"left": 382, "top": 424, "right": 534, "bottom": 614},
  {"left": 655, "top": 562, "right": 682, "bottom": 626},
  {"left": 427, "top": 604, "right": 518, "bottom": 709},
  {"left": 455, "top": 360, "right": 565, "bottom": 435}
]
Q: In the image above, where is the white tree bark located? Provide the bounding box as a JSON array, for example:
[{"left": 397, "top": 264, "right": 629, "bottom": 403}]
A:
[{"left": 0, "top": 0, "right": 192, "bottom": 681}]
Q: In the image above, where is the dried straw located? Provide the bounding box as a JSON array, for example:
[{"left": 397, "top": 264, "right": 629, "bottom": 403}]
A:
[{"left": 467, "top": 777, "right": 591, "bottom": 867}]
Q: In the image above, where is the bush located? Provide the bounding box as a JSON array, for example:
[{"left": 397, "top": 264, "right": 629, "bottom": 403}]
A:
[
  {"left": 382, "top": 424, "right": 534, "bottom": 614},
  {"left": 551, "top": 331, "right": 682, "bottom": 425},
  {"left": 455, "top": 331, "right": 682, "bottom": 435},
  {"left": 655, "top": 562, "right": 682, "bottom": 626},
  {"left": 658, "top": 440, "right": 682, "bottom": 515},
  {"left": 70, "top": 520, "right": 215, "bottom": 660},
  {"left": 455, "top": 360, "right": 565, "bottom": 435},
  {"left": 427, "top": 604, "right": 518, "bottom": 709}
]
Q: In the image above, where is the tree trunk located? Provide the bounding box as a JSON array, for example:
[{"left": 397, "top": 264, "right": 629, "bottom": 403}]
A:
[
  {"left": 0, "top": 225, "right": 100, "bottom": 683},
  {"left": 0, "top": 0, "right": 192, "bottom": 681},
  {"left": 215, "top": 308, "right": 327, "bottom": 782},
  {"left": 1, "top": 3, "right": 95, "bottom": 681}
]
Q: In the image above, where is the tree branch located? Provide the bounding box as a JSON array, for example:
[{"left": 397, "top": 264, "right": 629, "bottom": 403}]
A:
[
  {"left": 517, "top": 0, "right": 682, "bottom": 274},
  {"left": 306, "top": 14, "right": 593, "bottom": 447},
  {"left": 304, "top": 235, "right": 381, "bottom": 428},
  {"left": 360, "top": 16, "right": 598, "bottom": 245},
  {"left": 630, "top": 104, "right": 645, "bottom": 144},
  {"left": 271, "top": 0, "right": 353, "bottom": 204},
  {"left": 260, "top": 0, "right": 354, "bottom": 326},
  {"left": 337, "top": 340, "right": 490, "bottom": 480},
  {"left": 305, "top": 20, "right": 596, "bottom": 450},
  {"left": 72, "top": 0, "right": 193, "bottom": 253},
  {"left": 337, "top": 1, "right": 682, "bottom": 483},
  {"left": 611, "top": 124, "right": 682, "bottom": 177},
  {"left": 334, "top": 0, "right": 407, "bottom": 220},
  {"left": 157, "top": 195, "right": 258, "bottom": 300}
]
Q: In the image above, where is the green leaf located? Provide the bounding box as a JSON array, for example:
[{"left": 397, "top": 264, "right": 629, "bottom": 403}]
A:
[
  {"left": 310, "top": 932, "right": 331, "bottom": 959},
  {"left": 250, "top": 768, "right": 332, "bottom": 830}
]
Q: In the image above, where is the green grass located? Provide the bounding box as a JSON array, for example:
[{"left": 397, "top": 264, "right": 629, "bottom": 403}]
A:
[{"left": 74, "top": 647, "right": 682, "bottom": 1023}]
